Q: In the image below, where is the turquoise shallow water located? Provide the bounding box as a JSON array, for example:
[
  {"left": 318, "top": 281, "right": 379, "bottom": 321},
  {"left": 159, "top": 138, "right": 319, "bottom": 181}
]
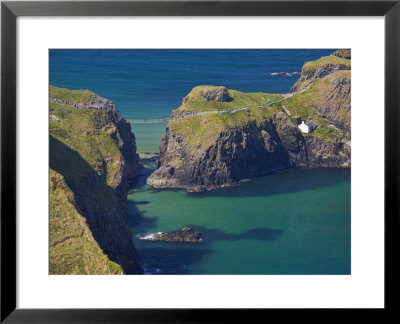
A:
[
  {"left": 131, "top": 123, "right": 167, "bottom": 154},
  {"left": 128, "top": 165, "right": 350, "bottom": 275}
]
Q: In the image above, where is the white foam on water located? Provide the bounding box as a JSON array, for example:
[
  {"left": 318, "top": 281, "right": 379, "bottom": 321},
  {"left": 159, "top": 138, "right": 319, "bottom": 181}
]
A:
[{"left": 136, "top": 233, "right": 155, "bottom": 240}]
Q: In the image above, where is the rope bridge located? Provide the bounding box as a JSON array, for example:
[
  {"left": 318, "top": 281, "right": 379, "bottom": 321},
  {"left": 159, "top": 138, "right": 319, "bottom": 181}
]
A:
[{"left": 127, "top": 118, "right": 170, "bottom": 124}]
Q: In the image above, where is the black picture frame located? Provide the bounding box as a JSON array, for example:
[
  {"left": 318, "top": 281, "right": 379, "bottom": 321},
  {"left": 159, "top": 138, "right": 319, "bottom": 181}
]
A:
[{"left": 1, "top": 0, "right": 399, "bottom": 322}]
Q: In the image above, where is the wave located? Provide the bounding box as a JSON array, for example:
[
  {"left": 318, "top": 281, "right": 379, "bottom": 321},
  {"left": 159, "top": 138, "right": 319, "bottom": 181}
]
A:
[
  {"left": 136, "top": 233, "right": 157, "bottom": 240},
  {"left": 142, "top": 262, "right": 162, "bottom": 275}
]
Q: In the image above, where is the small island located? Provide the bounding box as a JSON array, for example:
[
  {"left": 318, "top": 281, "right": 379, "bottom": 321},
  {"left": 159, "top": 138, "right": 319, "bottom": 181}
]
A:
[{"left": 147, "top": 51, "right": 351, "bottom": 191}]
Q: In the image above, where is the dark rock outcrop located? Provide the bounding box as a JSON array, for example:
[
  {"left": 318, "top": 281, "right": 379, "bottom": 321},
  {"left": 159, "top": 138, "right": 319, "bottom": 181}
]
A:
[
  {"left": 198, "top": 86, "right": 231, "bottom": 102},
  {"left": 138, "top": 227, "right": 202, "bottom": 243},
  {"left": 331, "top": 49, "right": 351, "bottom": 60},
  {"left": 74, "top": 111, "right": 142, "bottom": 273},
  {"left": 51, "top": 93, "right": 116, "bottom": 111},
  {"left": 147, "top": 112, "right": 350, "bottom": 191},
  {"left": 182, "top": 86, "right": 232, "bottom": 104},
  {"left": 290, "top": 55, "right": 351, "bottom": 93},
  {"left": 309, "top": 71, "right": 351, "bottom": 138}
]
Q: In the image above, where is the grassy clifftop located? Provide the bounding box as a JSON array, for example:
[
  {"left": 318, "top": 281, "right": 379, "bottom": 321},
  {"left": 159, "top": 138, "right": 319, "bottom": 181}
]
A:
[
  {"left": 50, "top": 85, "right": 95, "bottom": 104},
  {"left": 174, "top": 85, "right": 282, "bottom": 113},
  {"left": 279, "top": 70, "right": 350, "bottom": 142},
  {"left": 290, "top": 55, "right": 351, "bottom": 92},
  {"left": 49, "top": 86, "right": 142, "bottom": 274},
  {"left": 302, "top": 55, "right": 350, "bottom": 69},
  {"left": 169, "top": 86, "right": 284, "bottom": 147},
  {"left": 50, "top": 107, "right": 123, "bottom": 188}
]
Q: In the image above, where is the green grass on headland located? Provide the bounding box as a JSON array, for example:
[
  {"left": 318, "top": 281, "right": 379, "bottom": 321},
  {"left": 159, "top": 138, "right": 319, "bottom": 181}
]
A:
[
  {"left": 303, "top": 56, "right": 351, "bottom": 69},
  {"left": 169, "top": 68, "right": 349, "bottom": 146},
  {"left": 170, "top": 102, "right": 282, "bottom": 147},
  {"left": 50, "top": 107, "right": 123, "bottom": 188},
  {"left": 178, "top": 86, "right": 283, "bottom": 113},
  {"left": 50, "top": 85, "right": 95, "bottom": 104},
  {"left": 291, "top": 56, "right": 351, "bottom": 92},
  {"left": 279, "top": 72, "right": 348, "bottom": 142}
]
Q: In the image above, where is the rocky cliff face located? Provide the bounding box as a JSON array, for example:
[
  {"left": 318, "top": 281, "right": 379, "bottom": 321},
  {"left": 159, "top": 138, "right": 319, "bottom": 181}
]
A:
[
  {"left": 308, "top": 70, "right": 351, "bottom": 138},
  {"left": 148, "top": 112, "right": 350, "bottom": 191},
  {"left": 49, "top": 87, "right": 143, "bottom": 274},
  {"left": 331, "top": 49, "right": 351, "bottom": 59},
  {"left": 290, "top": 55, "right": 351, "bottom": 93}
]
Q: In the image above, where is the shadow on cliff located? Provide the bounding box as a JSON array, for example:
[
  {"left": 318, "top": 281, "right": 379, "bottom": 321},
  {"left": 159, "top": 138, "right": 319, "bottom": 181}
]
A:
[
  {"left": 128, "top": 164, "right": 155, "bottom": 193},
  {"left": 186, "top": 167, "right": 350, "bottom": 199},
  {"left": 50, "top": 135, "right": 142, "bottom": 274}
]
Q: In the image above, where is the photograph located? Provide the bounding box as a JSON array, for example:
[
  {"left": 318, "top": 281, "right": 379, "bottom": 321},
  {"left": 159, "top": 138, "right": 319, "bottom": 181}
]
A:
[{"left": 49, "top": 49, "right": 351, "bottom": 275}]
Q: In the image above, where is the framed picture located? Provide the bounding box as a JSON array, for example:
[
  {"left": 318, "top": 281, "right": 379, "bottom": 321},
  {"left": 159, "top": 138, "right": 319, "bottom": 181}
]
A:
[{"left": 1, "top": 0, "right": 399, "bottom": 321}]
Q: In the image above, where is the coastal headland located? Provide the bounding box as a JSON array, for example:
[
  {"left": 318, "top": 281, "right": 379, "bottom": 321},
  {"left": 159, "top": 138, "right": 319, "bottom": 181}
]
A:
[{"left": 147, "top": 50, "right": 351, "bottom": 191}]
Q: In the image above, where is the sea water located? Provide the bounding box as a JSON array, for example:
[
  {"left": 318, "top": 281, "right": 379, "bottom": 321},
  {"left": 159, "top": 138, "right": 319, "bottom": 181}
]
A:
[{"left": 50, "top": 49, "right": 350, "bottom": 274}]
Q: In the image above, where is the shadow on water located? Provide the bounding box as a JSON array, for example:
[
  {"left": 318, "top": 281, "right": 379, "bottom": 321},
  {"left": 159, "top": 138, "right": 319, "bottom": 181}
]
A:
[
  {"left": 133, "top": 226, "right": 283, "bottom": 275},
  {"left": 127, "top": 200, "right": 159, "bottom": 234},
  {"left": 127, "top": 160, "right": 347, "bottom": 275},
  {"left": 133, "top": 201, "right": 150, "bottom": 205},
  {"left": 186, "top": 168, "right": 351, "bottom": 199},
  {"left": 127, "top": 198, "right": 215, "bottom": 275},
  {"left": 188, "top": 226, "right": 283, "bottom": 243},
  {"left": 129, "top": 165, "right": 155, "bottom": 192}
]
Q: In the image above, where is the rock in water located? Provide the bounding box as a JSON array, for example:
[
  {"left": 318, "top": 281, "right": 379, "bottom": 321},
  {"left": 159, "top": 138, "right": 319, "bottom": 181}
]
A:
[{"left": 152, "top": 227, "right": 202, "bottom": 243}]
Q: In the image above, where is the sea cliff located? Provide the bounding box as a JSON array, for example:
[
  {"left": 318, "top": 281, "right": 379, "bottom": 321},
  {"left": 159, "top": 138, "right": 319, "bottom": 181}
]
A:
[
  {"left": 49, "top": 86, "right": 143, "bottom": 274},
  {"left": 147, "top": 51, "right": 351, "bottom": 191}
]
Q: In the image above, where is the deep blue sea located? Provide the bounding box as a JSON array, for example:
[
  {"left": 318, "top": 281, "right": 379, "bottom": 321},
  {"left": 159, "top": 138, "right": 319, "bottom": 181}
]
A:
[
  {"left": 50, "top": 49, "right": 350, "bottom": 274},
  {"left": 50, "top": 49, "right": 334, "bottom": 120}
]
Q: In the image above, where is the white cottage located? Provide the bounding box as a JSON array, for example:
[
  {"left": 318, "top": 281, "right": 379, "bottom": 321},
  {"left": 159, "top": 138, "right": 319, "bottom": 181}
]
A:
[{"left": 298, "top": 120, "right": 317, "bottom": 133}]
